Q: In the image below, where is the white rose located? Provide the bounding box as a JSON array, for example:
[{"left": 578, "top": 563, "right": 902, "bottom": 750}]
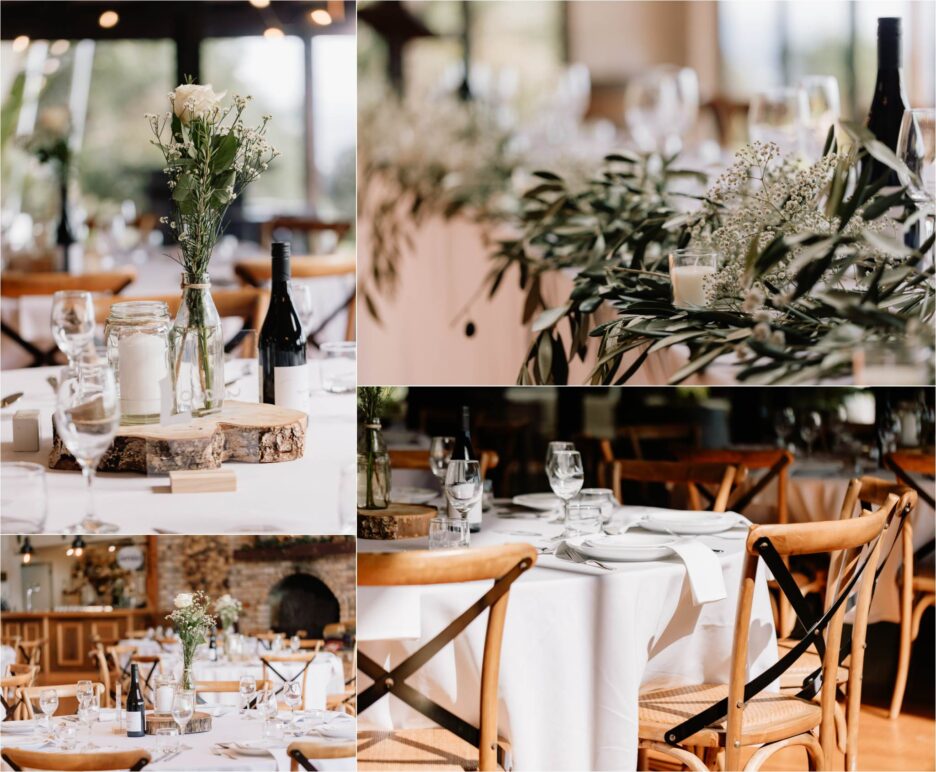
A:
[
  {"left": 174, "top": 593, "right": 194, "bottom": 609},
  {"left": 172, "top": 84, "right": 226, "bottom": 125}
]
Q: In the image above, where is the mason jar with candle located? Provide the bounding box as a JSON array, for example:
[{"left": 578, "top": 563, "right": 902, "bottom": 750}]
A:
[
  {"left": 669, "top": 248, "right": 717, "bottom": 309},
  {"left": 154, "top": 674, "right": 176, "bottom": 715},
  {"left": 104, "top": 301, "right": 171, "bottom": 425}
]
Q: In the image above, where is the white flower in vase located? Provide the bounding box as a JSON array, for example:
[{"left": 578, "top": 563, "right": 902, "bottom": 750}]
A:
[
  {"left": 174, "top": 592, "right": 194, "bottom": 609},
  {"left": 171, "top": 84, "right": 226, "bottom": 125}
]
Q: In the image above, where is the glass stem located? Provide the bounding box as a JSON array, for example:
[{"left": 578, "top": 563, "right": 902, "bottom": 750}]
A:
[
  {"left": 562, "top": 498, "right": 569, "bottom": 528},
  {"left": 82, "top": 465, "right": 96, "bottom": 526}
]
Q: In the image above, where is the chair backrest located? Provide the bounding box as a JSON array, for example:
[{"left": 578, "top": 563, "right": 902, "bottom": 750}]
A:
[
  {"left": 388, "top": 448, "right": 500, "bottom": 479},
  {"left": 0, "top": 747, "right": 150, "bottom": 771},
  {"left": 16, "top": 640, "right": 44, "bottom": 669},
  {"left": 235, "top": 253, "right": 356, "bottom": 285},
  {"left": 17, "top": 682, "right": 105, "bottom": 719},
  {"left": 681, "top": 448, "right": 793, "bottom": 520},
  {"left": 261, "top": 652, "right": 318, "bottom": 709},
  {"left": 93, "top": 289, "right": 269, "bottom": 358},
  {"left": 123, "top": 630, "right": 149, "bottom": 640},
  {"left": 192, "top": 679, "right": 272, "bottom": 694},
  {"left": 90, "top": 648, "right": 117, "bottom": 708},
  {"left": 6, "top": 664, "right": 37, "bottom": 683},
  {"left": 1, "top": 669, "right": 38, "bottom": 721},
  {"left": 608, "top": 458, "right": 744, "bottom": 512},
  {"left": 298, "top": 639, "right": 324, "bottom": 651},
  {"left": 719, "top": 500, "right": 895, "bottom": 769},
  {"left": 884, "top": 452, "right": 934, "bottom": 509},
  {"left": 599, "top": 424, "right": 702, "bottom": 463},
  {"left": 1, "top": 269, "right": 136, "bottom": 299},
  {"left": 287, "top": 739, "right": 355, "bottom": 770},
  {"left": 358, "top": 543, "right": 537, "bottom": 771}
]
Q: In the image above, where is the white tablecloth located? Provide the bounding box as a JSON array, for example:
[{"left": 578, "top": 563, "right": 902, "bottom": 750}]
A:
[
  {"left": 1, "top": 645, "right": 16, "bottom": 675},
  {"left": 0, "top": 361, "right": 354, "bottom": 534},
  {"left": 744, "top": 459, "right": 936, "bottom": 623},
  {"left": 0, "top": 710, "right": 354, "bottom": 771},
  {"left": 358, "top": 508, "right": 777, "bottom": 771}
]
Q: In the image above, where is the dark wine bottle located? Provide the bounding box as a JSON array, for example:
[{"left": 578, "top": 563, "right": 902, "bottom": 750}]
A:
[
  {"left": 451, "top": 405, "right": 482, "bottom": 532},
  {"left": 208, "top": 630, "right": 218, "bottom": 662},
  {"left": 259, "top": 242, "right": 308, "bottom": 410},
  {"left": 866, "top": 17, "right": 909, "bottom": 186},
  {"left": 126, "top": 663, "right": 146, "bottom": 738}
]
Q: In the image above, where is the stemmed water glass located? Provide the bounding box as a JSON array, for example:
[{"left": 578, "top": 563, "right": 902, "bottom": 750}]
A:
[
  {"left": 39, "top": 688, "right": 58, "bottom": 732},
  {"left": 444, "top": 460, "right": 482, "bottom": 521},
  {"left": 171, "top": 689, "right": 195, "bottom": 745},
  {"left": 239, "top": 674, "right": 257, "bottom": 716},
  {"left": 54, "top": 360, "right": 121, "bottom": 533},
  {"left": 799, "top": 75, "right": 840, "bottom": 159},
  {"left": 799, "top": 411, "right": 822, "bottom": 457},
  {"left": 897, "top": 108, "right": 935, "bottom": 253},
  {"left": 774, "top": 407, "right": 796, "bottom": 451},
  {"left": 283, "top": 681, "right": 302, "bottom": 732},
  {"left": 51, "top": 291, "right": 95, "bottom": 368},
  {"left": 429, "top": 436, "right": 455, "bottom": 499},
  {"left": 76, "top": 681, "right": 93, "bottom": 704},
  {"left": 290, "top": 634, "right": 301, "bottom": 654},
  {"left": 547, "top": 450, "right": 584, "bottom": 530},
  {"left": 749, "top": 87, "right": 808, "bottom": 157},
  {"left": 290, "top": 281, "right": 315, "bottom": 347},
  {"left": 77, "top": 693, "right": 99, "bottom": 749},
  {"left": 624, "top": 65, "right": 698, "bottom": 155}
]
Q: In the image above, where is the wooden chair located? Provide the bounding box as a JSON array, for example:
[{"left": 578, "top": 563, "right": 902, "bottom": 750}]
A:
[
  {"left": 1, "top": 269, "right": 136, "bottom": 366},
  {"left": 193, "top": 679, "right": 272, "bottom": 695},
  {"left": 388, "top": 448, "right": 501, "bottom": 480},
  {"left": 358, "top": 543, "right": 537, "bottom": 771},
  {"left": 298, "top": 639, "right": 324, "bottom": 651},
  {"left": 1, "top": 668, "right": 38, "bottom": 721},
  {"left": 16, "top": 639, "right": 44, "bottom": 670},
  {"left": 16, "top": 682, "right": 105, "bottom": 719},
  {"left": 604, "top": 457, "right": 743, "bottom": 513},
  {"left": 1, "top": 748, "right": 150, "bottom": 771},
  {"left": 5, "top": 664, "right": 38, "bottom": 682},
  {"left": 636, "top": 498, "right": 893, "bottom": 771},
  {"left": 288, "top": 739, "right": 356, "bottom": 771},
  {"left": 261, "top": 652, "right": 318, "bottom": 710},
  {"left": 882, "top": 451, "right": 935, "bottom": 719},
  {"left": 93, "top": 288, "right": 269, "bottom": 358},
  {"left": 259, "top": 216, "right": 352, "bottom": 252},
  {"left": 322, "top": 622, "right": 346, "bottom": 639},
  {"left": 234, "top": 252, "right": 356, "bottom": 343},
  {"left": 129, "top": 655, "right": 161, "bottom": 705},
  {"left": 326, "top": 689, "right": 356, "bottom": 715},
  {"left": 91, "top": 647, "right": 120, "bottom": 708}
]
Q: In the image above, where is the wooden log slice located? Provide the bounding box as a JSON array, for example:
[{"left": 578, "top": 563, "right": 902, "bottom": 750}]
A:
[
  {"left": 145, "top": 711, "right": 212, "bottom": 735},
  {"left": 358, "top": 503, "right": 437, "bottom": 540},
  {"left": 50, "top": 400, "right": 307, "bottom": 474}
]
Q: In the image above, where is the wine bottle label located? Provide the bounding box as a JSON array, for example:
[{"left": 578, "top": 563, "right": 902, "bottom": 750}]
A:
[
  {"left": 126, "top": 711, "right": 142, "bottom": 733},
  {"left": 273, "top": 365, "right": 310, "bottom": 411}
]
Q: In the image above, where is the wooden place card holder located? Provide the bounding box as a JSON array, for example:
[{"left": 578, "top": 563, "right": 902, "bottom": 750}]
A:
[
  {"left": 358, "top": 502, "right": 437, "bottom": 540},
  {"left": 49, "top": 400, "right": 306, "bottom": 474},
  {"left": 170, "top": 469, "right": 237, "bottom": 493}
]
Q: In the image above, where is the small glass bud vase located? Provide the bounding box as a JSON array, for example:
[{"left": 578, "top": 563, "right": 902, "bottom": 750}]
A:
[
  {"left": 358, "top": 420, "right": 391, "bottom": 510},
  {"left": 104, "top": 301, "right": 171, "bottom": 425},
  {"left": 169, "top": 272, "right": 224, "bottom": 417}
]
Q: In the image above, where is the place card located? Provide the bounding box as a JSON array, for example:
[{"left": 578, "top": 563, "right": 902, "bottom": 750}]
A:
[
  {"left": 169, "top": 469, "right": 236, "bottom": 494},
  {"left": 12, "top": 409, "right": 40, "bottom": 452}
]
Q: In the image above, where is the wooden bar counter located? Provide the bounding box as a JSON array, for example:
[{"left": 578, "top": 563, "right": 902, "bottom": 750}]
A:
[{"left": 2, "top": 609, "right": 154, "bottom": 676}]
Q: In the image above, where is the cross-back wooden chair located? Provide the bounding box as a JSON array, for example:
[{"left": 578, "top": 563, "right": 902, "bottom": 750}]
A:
[
  {"left": 358, "top": 543, "right": 537, "bottom": 772},
  {"left": 1, "top": 747, "right": 151, "bottom": 771},
  {"left": 880, "top": 451, "right": 935, "bottom": 719},
  {"left": 637, "top": 497, "right": 894, "bottom": 772},
  {"left": 193, "top": 679, "right": 272, "bottom": 709},
  {"left": 298, "top": 639, "right": 324, "bottom": 651},
  {"left": 1, "top": 668, "right": 38, "bottom": 721},
  {"left": 93, "top": 289, "right": 269, "bottom": 358},
  {"left": 1, "top": 269, "right": 136, "bottom": 366},
  {"left": 234, "top": 252, "right": 356, "bottom": 344},
  {"left": 261, "top": 652, "right": 317, "bottom": 710},
  {"left": 105, "top": 644, "right": 137, "bottom": 681},
  {"left": 288, "top": 739, "right": 356, "bottom": 771},
  {"left": 6, "top": 664, "right": 37, "bottom": 682},
  {"left": 91, "top": 647, "right": 120, "bottom": 708},
  {"left": 16, "top": 639, "right": 44, "bottom": 670},
  {"left": 604, "top": 457, "right": 744, "bottom": 513},
  {"left": 388, "top": 448, "right": 500, "bottom": 480},
  {"left": 16, "top": 682, "right": 105, "bottom": 719},
  {"left": 129, "top": 655, "right": 161, "bottom": 707}
]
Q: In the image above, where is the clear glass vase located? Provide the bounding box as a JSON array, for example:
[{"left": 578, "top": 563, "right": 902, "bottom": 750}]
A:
[
  {"left": 358, "top": 421, "right": 391, "bottom": 510},
  {"left": 169, "top": 273, "right": 224, "bottom": 416}
]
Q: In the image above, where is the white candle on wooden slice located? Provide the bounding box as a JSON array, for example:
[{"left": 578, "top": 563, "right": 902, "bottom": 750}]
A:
[
  {"left": 118, "top": 333, "right": 168, "bottom": 416},
  {"left": 672, "top": 265, "right": 715, "bottom": 308}
]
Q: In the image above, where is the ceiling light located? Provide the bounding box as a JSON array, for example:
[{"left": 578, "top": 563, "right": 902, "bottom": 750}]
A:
[
  {"left": 108, "top": 544, "right": 116, "bottom": 552},
  {"left": 98, "top": 10, "right": 119, "bottom": 29},
  {"left": 263, "top": 27, "right": 284, "bottom": 39},
  {"left": 50, "top": 39, "right": 70, "bottom": 56},
  {"left": 310, "top": 9, "right": 332, "bottom": 25},
  {"left": 12, "top": 36, "right": 30, "bottom": 53},
  {"left": 68, "top": 535, "right": 86, "bottom": 557},
  {"left": 20, "top": 538, "right": 33, "bottom": 565},
  {"left": 249, "top": 0, "right": 270, "bottom": 6}
]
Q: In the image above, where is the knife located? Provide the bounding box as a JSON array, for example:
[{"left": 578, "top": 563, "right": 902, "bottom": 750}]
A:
[{"left": 1, "top": 392, "right": 24, "bottom": 408}]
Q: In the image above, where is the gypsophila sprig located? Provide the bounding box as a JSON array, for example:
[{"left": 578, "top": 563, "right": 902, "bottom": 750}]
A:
[
  {"left": 213, "top": 594, "right": 242, "bottom": 631},
  {"left": 148, "top": 83, "right": 278, "bottom": 279}
]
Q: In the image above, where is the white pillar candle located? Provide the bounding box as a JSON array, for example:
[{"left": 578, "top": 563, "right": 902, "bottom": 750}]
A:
[
  {"left": 672, "top": 265, "right": 715, "bottom": 309},
  {"left": 118, "top": 333, "right": 168, "bottom": 416},
  {"left": 156, "top": 684, "right": 174, "bottom": 714}
]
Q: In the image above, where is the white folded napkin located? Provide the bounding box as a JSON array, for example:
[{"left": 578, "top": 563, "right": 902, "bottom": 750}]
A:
[{"left": 668, "top": 541, "right": 727, "bottom": 604}]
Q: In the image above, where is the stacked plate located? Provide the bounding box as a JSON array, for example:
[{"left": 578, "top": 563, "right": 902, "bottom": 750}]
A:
[
  {"left": 512, "top": 493, "right": 561, "bottom": 511},
  {"left": 566, "top": 532, "right": 678, "bottom": 562},
  {"left": 638, "top": 510, "right": 743, "bottom": 535}
]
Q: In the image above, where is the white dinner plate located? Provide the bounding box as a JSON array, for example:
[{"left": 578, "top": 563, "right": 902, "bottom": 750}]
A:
[
  {"left": 0, "top": 735, "right": 46, "bottom": 749},
  {"left": 512, "top": 493, "right": 561, "bottom": 511},
  {"left": 200, "top": 704, "right": 233, "bottom": 718},
  {"left": 640, "top": 510, "right": 741, "bottom": 535},
  {"left": 0, "top": 720, "right": 40, "bottom": 734},
  {"left": 391, "top": 486, "right": 437, "bottom": 505},
  {"left": 568, "top": 533, "right": 678, "bottom": 562},
  {"left": 235, "top": 739, "right": 284, "bottom": 754}
]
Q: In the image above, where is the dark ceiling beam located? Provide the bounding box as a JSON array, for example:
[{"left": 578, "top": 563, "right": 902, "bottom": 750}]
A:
[{"left": 0, "top": 1, "right": 356, "bottom": 41}]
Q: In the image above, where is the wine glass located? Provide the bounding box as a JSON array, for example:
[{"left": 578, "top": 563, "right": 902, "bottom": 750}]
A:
[
  {"left": 799, "top": 75, "right": 840, "bottom": 159},
  {"left": 258, "top": 686, "right": 279, "bottom": 722},
  {"left": 77, "top": 693, "right": 99, "bottom": 748},
  {"left": 54, "top": 360, "right": 121, "bottom": 533},
  {"left": 51, "top": 291, "right": 95, "bottom": 367},
  {"left": 773, "top": 407, "right": 796, "bottom": 451},
  {"left": 444, "top": 460, "right": 482, "bottom": 520},
  {"left": 799, "top": 411, "right": 822, "bottom": 457},
  {"left": 290, "top": 281, "right": 315, "bottom": 346},
  {"left": 283, "top": 681, "right": 302, "bottom": 731},
  {"left": 429, "top": 436, "right": 456, "bottom": 494},
  {"left": 239, "top": 674, "right": 257, "bottom": 716},
  {"left": 547, "top": 449, "right": 585, "bottom": 531},
  {"left": 76, "top": 680, "right": 93, "bottom": 705},
  {"left": 171, "top": 689, "right": 195, "bottom": 743},
  {"left": 749, "top": 87, "right": 808, "bottom": 157},
  {"left": 897, "top": 108, "right": 935, "bottom": 254},
  {"left": 625, "top": 65, "right": 698, "bottom": 155},
  {"left": 289, "top": 634, "right": 301, "bottom": 654},
  {"left": 39, "top": 688, "right": 58, "bottom": 731}
]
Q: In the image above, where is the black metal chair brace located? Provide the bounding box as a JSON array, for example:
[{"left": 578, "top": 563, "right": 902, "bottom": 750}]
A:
[
  {"left": 696, "top": 456, "right": 790, "bottom": 513},
  {"left": 289, "top": 747, "right": 325, "bottom": 771},
  {"left": 665, "top": 502, "right": 908, "bottom": 747},
  {"left": 357, "top": 556, "right": 533, "bottom": 770},
  {"left": 260, "top": 656, "right": 315, "bottom": 701}
]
